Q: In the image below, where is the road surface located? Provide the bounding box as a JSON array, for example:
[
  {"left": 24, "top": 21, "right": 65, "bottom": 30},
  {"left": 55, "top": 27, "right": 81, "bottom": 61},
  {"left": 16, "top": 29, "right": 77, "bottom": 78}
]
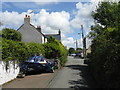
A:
[
  {"left": 3, "top": 56, "right": 98, "bottom": 88},
  {"left": 48, "top": 56, "right": 98, "bottom": 88}
]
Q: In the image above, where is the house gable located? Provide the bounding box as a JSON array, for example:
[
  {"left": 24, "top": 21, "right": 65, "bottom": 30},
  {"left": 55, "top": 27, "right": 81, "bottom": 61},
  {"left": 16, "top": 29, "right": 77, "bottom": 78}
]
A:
[{"left": 18, "top": 15, "right": 44, "bottom": 44}]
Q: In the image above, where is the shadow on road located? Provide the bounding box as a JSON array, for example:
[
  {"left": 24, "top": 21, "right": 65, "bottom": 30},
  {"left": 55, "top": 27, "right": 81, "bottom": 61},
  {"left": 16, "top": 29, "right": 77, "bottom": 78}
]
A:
[{"left": 65, "top": 64, "right": 98, "bottom": 88}]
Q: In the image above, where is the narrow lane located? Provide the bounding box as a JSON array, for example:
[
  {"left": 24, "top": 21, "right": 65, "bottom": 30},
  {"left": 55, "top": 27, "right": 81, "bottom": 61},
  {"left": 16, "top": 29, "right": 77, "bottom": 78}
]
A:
[
  {"left": 3, "top": 56, "right": 98, "bottom": 88},
  {"left": 48, "top": 56, "right": 98, "bottom": 88}
]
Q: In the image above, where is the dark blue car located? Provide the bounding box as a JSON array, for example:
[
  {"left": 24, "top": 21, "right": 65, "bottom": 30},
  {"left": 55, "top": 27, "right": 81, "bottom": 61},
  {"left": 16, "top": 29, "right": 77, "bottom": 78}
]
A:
[{"left": 21, "top": 56, "right": 54, "bottom": 74}]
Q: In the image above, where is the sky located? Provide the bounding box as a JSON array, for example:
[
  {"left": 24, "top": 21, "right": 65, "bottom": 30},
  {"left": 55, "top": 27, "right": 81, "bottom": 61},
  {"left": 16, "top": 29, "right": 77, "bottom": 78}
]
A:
[{"left": 0, "top": 0, "right": 118, "bottom": 49}]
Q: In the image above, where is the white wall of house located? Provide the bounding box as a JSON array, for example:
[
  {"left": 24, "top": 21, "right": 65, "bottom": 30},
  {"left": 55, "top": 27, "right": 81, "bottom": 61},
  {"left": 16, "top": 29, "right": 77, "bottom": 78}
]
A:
[
  {"left": 45, "top": 38, "right": 47, "bottom": 43},
  {"left": 42, "top": 36, "right": 44, "bottom": 44},
  {"left": 0, "top": 61, "right": 20, "bottom": 85}
]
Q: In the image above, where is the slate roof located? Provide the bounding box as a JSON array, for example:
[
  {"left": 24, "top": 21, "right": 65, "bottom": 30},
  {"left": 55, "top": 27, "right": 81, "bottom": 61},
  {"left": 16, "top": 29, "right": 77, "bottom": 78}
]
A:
[{"left": 45, "top": 34, "right": 61, "bottom": 41}]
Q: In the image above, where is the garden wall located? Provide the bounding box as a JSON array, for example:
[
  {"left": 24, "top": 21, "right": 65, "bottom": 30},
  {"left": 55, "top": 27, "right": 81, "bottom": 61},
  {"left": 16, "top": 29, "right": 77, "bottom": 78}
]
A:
[{"left": 0, "top": 61, "right": 20, "bottom": 85}]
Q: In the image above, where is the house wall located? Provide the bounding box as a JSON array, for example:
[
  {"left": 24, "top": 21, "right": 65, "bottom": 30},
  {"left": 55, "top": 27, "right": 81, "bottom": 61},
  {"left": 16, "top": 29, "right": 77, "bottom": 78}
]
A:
[
  {"left": 42, "top": 36, "right": 44, "bottom": 44},
  {"left": 18, "top": 24, "right": 43, "bottom": 44},
  {"left": 45, "top": 38, "right": 47, "bottom": 43},
  {"left": 0, "top": 61, "right": 20, "bottom": 85}
]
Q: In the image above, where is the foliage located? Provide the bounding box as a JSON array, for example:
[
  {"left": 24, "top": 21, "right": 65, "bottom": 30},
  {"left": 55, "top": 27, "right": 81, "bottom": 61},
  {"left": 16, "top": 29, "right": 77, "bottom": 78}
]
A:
[
  {"left": 76, "top": 48, "right": 82, "bottom": 53},
  {"left": 89, "top": 1, "right": 120, "bottom": 88},
  {"left": 2, "top": 38, "right": 29, "bottom": 62},
  {"left": 43, "top": 36, "right": 68, "bottom": 66},
  {"left": 68, "top": 48, "right": 75, "bottom": 54},
  {"left": 2, "top": 38, "right": 44, "bottom": 63},
  {"left": 2, "top": 28, "right": 22, "bottom": 41},
  {"left": 27, "top": 42, "right": 45, "bottom": 57}
]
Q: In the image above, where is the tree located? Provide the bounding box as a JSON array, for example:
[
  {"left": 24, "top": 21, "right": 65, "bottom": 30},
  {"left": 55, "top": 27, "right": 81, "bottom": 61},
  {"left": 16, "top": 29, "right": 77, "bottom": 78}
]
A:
[
  {"left": 2, "top": 28, "right": 22, "bottom": 41},
  {"left": 68, "top": 48, "right": 75, "bottom": 54},
  {"left": 89, "top": 1, "right": 120, "bottom": 88}
]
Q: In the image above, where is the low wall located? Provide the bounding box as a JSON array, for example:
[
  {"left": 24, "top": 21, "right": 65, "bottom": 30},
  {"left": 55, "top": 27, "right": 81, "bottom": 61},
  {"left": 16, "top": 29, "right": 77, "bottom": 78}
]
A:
[{"left": 0, "top": 61, "right": 20, "bottom": 85}]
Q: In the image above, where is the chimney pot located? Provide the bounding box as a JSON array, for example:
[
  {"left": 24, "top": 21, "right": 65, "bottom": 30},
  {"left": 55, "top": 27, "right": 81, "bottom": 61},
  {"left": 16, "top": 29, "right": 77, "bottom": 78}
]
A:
[
  {"left": 25, "top": 14, "right": 27, "bottom": 17},
  {"left": 36, "top": 26, "right": 41, "bottom": 32}
]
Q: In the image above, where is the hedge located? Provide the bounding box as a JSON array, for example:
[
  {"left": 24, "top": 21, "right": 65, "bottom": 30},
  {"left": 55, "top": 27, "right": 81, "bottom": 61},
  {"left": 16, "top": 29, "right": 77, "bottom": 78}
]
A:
[{"left": 2, "top": 38, "right": 44, "bottom": 62}]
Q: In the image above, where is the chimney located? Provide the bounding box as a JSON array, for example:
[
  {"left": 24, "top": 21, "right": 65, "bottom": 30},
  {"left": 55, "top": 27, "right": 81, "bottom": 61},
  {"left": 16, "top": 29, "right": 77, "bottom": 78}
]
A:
[
  {"left": 36, "top": 26, "right": 41, "bottom": 32},
  {"left": 24, "top": 14, "right": 30, "bottom": 25},
  {"left": 58, "top": 29, "right": 61, "bottom": 35}
]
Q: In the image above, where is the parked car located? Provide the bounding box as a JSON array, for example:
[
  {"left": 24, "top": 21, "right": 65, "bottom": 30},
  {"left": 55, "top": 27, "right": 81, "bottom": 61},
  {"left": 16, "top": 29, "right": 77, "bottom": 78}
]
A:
[
  {"left": 20, "top": 56, "right": 55, "bottom": 75},
  {"left": 70, "top": 53, "right": 76, "bottom": 56},
  {"left": 74, "top": 53, "right": 80, "bottom": 58}
]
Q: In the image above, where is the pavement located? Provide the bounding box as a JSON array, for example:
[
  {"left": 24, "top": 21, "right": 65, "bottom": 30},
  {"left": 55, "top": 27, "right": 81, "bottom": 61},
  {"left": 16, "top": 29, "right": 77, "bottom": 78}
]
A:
[
  {"left": 3, "top": 71, "right": 59, "bottom": 88},
  {"left": 2, "top": 56, "right": 98, "bottom": 88}
]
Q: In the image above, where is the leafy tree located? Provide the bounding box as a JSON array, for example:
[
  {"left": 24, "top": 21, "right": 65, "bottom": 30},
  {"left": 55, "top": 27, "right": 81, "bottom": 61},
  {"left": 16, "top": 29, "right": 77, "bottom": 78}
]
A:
[
  {"left": 2, "top": 28, "right": 22, "bottom": 41},
  {"left": 68, "top": 48, "right": 75, "bottom": 54},
  {"left": 89, "top": 1, "right": 120, "bottom": 88}
]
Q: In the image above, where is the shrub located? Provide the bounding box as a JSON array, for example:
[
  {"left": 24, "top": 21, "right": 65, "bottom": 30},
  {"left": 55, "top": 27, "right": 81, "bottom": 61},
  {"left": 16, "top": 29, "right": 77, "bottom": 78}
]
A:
[
  {"left": 43, "top": 36, "right": 68, "bottom": 66},
  {"left": 2, "top": 28, "right": 22, "bottom": 41}
]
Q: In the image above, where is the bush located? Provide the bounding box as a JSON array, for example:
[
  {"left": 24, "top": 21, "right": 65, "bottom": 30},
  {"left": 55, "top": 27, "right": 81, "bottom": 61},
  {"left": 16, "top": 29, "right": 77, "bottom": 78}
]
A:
[
  {"left": 2, "top": 28, "right": 22, "bottom": 41},
  {"left": 43, "top": 36, "right": 68, "bottom": 66}
]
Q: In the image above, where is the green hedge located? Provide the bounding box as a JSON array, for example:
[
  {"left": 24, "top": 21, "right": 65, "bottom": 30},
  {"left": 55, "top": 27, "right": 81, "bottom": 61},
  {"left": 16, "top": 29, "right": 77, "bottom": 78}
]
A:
[
  {"left": 2, "top": 38, "right": 44, "bottom": 62},
  {"left": 43, "top": 36, "right": 68, "bottom": 66}
]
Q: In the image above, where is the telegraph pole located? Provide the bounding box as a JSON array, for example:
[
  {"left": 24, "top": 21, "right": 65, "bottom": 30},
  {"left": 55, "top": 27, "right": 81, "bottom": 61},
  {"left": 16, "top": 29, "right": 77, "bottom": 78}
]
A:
[
  {"left": 81, "top": 25, "right": 86, "bottom": 59},
  {"left": 76, "top": 40, "right": 78, "bottom": 50}
]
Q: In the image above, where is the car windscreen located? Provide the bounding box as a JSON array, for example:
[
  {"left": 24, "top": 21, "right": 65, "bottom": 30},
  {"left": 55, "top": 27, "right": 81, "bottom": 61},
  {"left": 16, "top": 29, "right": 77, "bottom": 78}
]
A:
[{"left": 28, "top": 56, "right": 45, "bottom": 62}]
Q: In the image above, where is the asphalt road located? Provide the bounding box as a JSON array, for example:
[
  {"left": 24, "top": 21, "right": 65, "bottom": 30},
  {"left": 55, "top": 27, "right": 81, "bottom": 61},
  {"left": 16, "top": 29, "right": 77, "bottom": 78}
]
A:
[
  {"left": 3, "top": 56, "right": 98, "bottom": 88},
  {"left": 48, "top": 56, "right": 98, "bottom": 88}
]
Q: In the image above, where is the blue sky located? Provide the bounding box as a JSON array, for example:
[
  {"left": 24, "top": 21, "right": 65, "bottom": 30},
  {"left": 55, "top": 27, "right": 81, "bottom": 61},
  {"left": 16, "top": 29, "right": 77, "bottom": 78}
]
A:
[
  {"left": 2, "top": 2, "right": 77, "bottom": 14},
  {"left": 1, "top": 1, "right": 99, "bottom": 49}
]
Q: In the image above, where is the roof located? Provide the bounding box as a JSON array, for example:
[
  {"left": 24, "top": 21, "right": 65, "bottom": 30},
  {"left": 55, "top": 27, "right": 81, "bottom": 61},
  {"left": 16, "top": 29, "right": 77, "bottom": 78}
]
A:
[
  {"left": 17, "top": 24, "right": 46, "bottom": 37},
  {"left": 45, "top": 34, "right": 61, "bottom": 41}
]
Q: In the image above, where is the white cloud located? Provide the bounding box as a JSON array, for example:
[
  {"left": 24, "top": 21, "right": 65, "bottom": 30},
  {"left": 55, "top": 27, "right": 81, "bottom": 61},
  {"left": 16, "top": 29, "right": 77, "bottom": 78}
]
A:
[
  {"left": 70, "top": 2, "right": 96, "bottom": 38},
  {"left": 0, "top": 11, "right": 25, "bottom": 29},
  {"left": 0, "top": 9, "right": 71, "bottom": 34},
  {"left": 62, "top": 36, "right": 76, "bottom": 49},
  {"left": 30, "top": 9, "right": 71, "bottom": 34}
]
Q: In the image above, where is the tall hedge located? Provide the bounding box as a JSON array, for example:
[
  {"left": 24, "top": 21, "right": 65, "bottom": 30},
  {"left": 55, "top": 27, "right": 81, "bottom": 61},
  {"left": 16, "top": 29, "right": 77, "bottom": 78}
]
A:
[
  {"left": 2, "top": 38, "right": 45, "bottom": 62},
  {"left": 89, "top": 1, "right": 120, "bottom": 88}
]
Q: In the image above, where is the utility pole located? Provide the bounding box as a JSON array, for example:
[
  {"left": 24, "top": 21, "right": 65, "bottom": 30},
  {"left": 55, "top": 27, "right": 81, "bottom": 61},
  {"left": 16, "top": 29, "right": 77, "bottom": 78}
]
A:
[
  {"left": 81, "top": 25, "right": 86, "bottom": 59},
  {"left": 76, "top": 40, "right": 78, "bottom": 50}
]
